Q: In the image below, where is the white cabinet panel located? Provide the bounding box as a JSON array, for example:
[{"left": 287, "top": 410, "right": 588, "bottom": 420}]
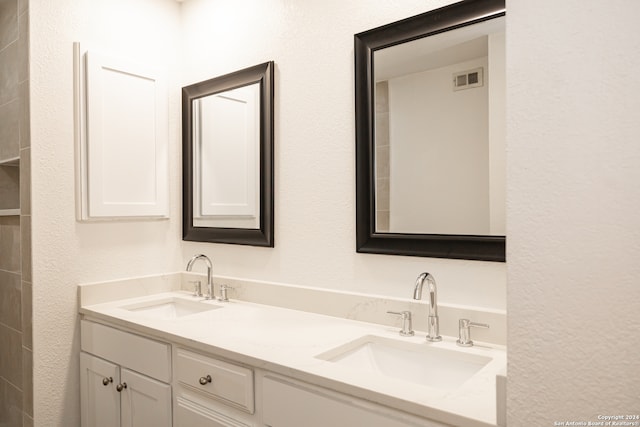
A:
[
  {"left": 81, "top": 320, "right": 171, "bottom": 382},
  {"left": 80, "top": 352, "right": 120, "bottom": 427},
  {"left": 80, "top": 322, "right": 172, "bottom": 427},
  {"left": 74, "top": 44, "right": 169, "bottom": 219},
  {"left": 262, "top": 375, "right": 449, "bottom": 427},
  {"left": 81, "top": 353, "right": 172, "bottom": 427},
  {"left": 121, "top": 368, "right": 172, "bottom": 427}
]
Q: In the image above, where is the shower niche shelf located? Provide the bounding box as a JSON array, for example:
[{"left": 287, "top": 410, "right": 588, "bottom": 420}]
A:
[{"left": 0, "top": 156, "right": 20, "bottom": 216}]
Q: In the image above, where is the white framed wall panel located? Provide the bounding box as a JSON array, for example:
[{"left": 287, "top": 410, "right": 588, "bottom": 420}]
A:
[{"left": 74, "top": 45, "right": 169, "bottom": 220}]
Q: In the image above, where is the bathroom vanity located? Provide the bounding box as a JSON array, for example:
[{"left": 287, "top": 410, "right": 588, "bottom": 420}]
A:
[{"left": 78, "top": 273, "right": 505, "bottom": 427}]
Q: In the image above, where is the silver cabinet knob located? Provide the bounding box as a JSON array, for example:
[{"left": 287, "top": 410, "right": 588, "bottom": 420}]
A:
[
  {"left": 199, "top": 375, "right": 212, "bottom": 385},
  {"left": 102, "top": 377, "right": 113, "bottom": 386},
  {"left": 116, "top": 382, "right": 127, "bottom": 392}
]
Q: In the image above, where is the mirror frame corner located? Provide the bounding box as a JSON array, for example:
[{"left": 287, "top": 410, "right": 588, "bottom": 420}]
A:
[
  {"left": 182, "top": 61, "right": 274, "bottom": 247},
  {"left": 354, "top": 0, "right": 506, "bottom": 262}
]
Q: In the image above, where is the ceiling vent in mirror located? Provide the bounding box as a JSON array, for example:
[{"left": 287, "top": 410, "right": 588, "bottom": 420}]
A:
[{"left": 453, "top": 67, "right": 484, "bottom": 91}]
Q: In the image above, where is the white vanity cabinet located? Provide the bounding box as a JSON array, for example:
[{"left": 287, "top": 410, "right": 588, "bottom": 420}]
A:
[
  {"left": 80, "top": 320, "right": 172, "bottom": 427},
  {"left": 173, "top": 347, "right": 256, "bottom": 427},
  {"left": 260, "top": 374, "right": 451, "bottom": 427}
]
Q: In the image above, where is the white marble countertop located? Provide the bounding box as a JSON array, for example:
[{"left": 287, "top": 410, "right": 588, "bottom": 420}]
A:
[{"left": 78, "top": 275, "right": 505, "bottom": 427}]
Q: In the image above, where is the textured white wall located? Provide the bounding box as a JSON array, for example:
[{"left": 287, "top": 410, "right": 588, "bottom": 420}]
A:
[
  {"left": 180, "top": 0, "right": 506, "bottom": 308},
  {"left": 30, "top": 0, "right": 182, "bottom": 424},
  {"left": 507, "top": 0, "right": 640, "bottom": 424}
]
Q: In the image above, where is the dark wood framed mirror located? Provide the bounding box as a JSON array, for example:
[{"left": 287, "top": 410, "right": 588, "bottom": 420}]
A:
[
  {"left": 355, "top": 0, "right": 505, "bottom": 261},
  {"left": 183, "top": 61, "right": 274, "bottom": 247}
]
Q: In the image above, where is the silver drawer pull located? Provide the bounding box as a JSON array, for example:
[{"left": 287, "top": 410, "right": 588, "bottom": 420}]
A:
[
  {"left": 102, "top": 377, "right": 113, "bottom": 386},
  {"left": 199, "top": 375, "right": 212, "bottom": 385},
  {"left": 116, "top": 382, "right": 127, "bottom": 392}
]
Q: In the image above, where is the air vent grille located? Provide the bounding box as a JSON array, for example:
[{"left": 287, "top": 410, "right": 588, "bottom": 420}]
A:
[{"left": 453, "top": 67, "right": 484, "bottom": 91}]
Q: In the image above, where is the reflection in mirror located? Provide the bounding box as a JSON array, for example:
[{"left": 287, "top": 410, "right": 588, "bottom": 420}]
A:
[
  {"left": 183, "top": 62, "right": 274, "bottom": 247},
  {"left": 355, "top": 0, "right": 505, "bottom": 261},
  {"left": 374, "top": 17, "right": 505, "bottom": 236},
  {"left": 193, "top": 83, "right": 260, "bottom": 229}
]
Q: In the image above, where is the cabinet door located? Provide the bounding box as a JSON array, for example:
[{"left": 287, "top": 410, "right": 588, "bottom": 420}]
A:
[
  {"left": 80, "top": 352, "right": 120, "bottom": 427},
  {"left": 81, "top": 49, "right": 169, "bottom": 219},
  {"left": 262, "top": 376, "right": 449, "bottom": 427},
  {"left": 120, "top": 368, "right": 172, "bottom": 427}
]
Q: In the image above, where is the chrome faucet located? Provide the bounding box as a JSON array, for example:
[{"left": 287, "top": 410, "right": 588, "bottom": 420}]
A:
[
  {"left": 186, "top": 254, "right": 215, "bottom": 300},
  {"left": 413, "top": 272, "right": 441, "bottom": 342}
]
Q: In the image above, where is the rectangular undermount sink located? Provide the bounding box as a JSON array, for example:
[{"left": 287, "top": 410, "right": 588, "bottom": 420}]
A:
[
  {"left": 316, "top": 335, "right": 492, "bottom": 390},
  {"left": 120, "top": 297, "right": 221, "bottom": 319}
]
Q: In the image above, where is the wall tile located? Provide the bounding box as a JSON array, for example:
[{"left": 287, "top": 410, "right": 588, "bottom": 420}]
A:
[
  {"left": 0, "top": 98, "right": 20, "bottom": 160},
  {"left": 19, "top": 80, "right": 29, "bottom": 149},
  {"left": 376, "top": 177, "right": 390, "bottom": 210},
  {"left": 19, "top": 148, "right": 29, "bottom": 214},
  {"left": 0, "top": 42, "right": 19, "bottom": 106},
  {"left": 0, "top": 270, "right": 21, "bottom": 330},
  {"left": 0, "top": 0, "right": 18, "bottom": 51},
  {"left": 22, "top": 347, "right": 32, "bottom": 416},
  {"left": 0, "top": 215, "right": 20, "bottom": 272},
  {"left": 20, "top": 215, "right": 30, "bottom": 282},
  {"left": 17, "top": 0, "right": 26, "bottom": 16},
  {"left": 0, "top": 165, "right": 20, "bottom": 210},
  {"left": 0, "top": 378, "right": 22, "bottom": 427},
  {"left": 20, "top": 280, "right": 31, "bottom": 349},
  {"left": 375, "top": 81, "right": 389, "bottom": 114},
  {"left": 0, "top": 323, "right": 23, "bottom": 389},
  {"left": 376, "top": 211, "right": 390, "bottom": 232},
  {"left": 2, "top": 2, "right": 30, "bottom": 425},
  {"left": 375, "top": 111, "right": 389, "bottom": 147},
  {"left": 375, "top": 144, "right": 390, "bottom": 178},
  {"left": 17, "top": 9, "right": 27, "bottom": 83}
]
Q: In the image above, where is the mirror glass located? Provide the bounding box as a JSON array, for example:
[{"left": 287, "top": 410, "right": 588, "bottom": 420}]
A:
[
  {"left": 355, "top": 0, "right": 505, "bottom": 261},
  {"left": 183, "top": 62, "right": 274, "bottom": 247},
  {"left": 192, "top": 83, "right": 260, "bottom": 229},
  {"left": 374, "top": 17, "right": 505, "bottom": 236}
]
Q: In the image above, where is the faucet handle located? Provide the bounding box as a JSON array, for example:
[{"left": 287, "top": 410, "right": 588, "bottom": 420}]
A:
[
  {"left": 189, "top": 280, "right": 202, "bottom": 298},
  {"left": 218, "top": 284, "right": 233, "bottom": 302},
  {"left": 387, "top": 311, "right": 415, "bottom": 337},
  {"left": 456, "top": 318, "right": 489, "bottom": 347}
]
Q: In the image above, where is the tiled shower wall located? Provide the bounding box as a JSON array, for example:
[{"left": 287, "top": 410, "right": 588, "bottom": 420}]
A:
[
  {"left": 0, "top": 0, "right": 32, "bottom": 426},
  {"left": 375, "top": 81, "right": 390, "bottom": 232}
]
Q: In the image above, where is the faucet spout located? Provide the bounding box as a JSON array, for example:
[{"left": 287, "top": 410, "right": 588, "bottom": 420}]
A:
[
  {"left": 186, "top": 254, "right": 215, "bottom": 300},
  {"left": 413, "top": 272, "right": 441, "bottom": 342}
]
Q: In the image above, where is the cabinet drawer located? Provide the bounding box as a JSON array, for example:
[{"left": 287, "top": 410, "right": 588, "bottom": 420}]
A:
[
  {"left": 81, "top": 320, "right": 171, "bottom": 382},
  {"left": 175, "top": 348, "right": 254, "bottom": 413},
  {"left": 175, "top": 396, "right": 252, "bottom": 427}
]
